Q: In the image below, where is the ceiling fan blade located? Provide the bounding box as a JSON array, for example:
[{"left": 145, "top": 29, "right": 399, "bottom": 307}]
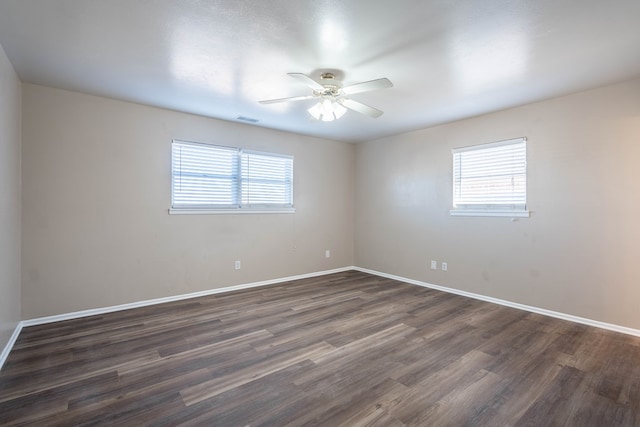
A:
[
  {"left": 258, "top": 95, "right": 315, "bottom": 104},
  {"left": 287, "top": 73, "right": 325, "bottom": 91},
  {"left": 338, "top": 98, "right": 384, "bottom": 118},
  {"left": 341, "top": 78, "right": 393, "bottom": 95}
]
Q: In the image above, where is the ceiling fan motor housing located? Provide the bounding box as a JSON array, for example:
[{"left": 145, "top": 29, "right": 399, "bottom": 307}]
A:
[{"left": 317, "top": 73, "right": 342, "bottom": 97}]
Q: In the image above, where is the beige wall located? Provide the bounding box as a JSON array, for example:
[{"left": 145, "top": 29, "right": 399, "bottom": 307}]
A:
[
  {"left": 18, "top": 76, "right": 640, "bottom": 330},
  {"left": 355, "top": 78, "right": 640, "bottom": 330},
  {"left": 0, "top": 43, "right": 21, "bottom": 349},
  {"left": 21, "top": 84, "right": 355, "bottom": 318}
]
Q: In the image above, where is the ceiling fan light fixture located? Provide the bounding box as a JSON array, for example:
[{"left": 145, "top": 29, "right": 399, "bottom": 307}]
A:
[
  {"left": 307, "top": 102, "right": 322, "bottom": 120},
  {"left": 333, "top": 102, "right": 347, "bottom": 119},
  {"left": 308, "top": 98, "right": 346, "bottom": 122}
]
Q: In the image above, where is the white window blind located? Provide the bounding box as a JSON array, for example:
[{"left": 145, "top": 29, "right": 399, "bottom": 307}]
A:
[
  {"left": 171, "top": 140, "right": 293, "bottom": 212},
  {"left": 241, "top": 150, "right": 293, "bottom": 206},
  {"left": 451, "top": 137, "right": 528, "bottom": 217}
]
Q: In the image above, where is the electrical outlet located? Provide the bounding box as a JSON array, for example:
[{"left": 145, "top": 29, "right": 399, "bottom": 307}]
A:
[
  {"left": 235, "top": 260, "right": 241, "bottom": 270},
  {"left": 325, "top": 250, "right": 331, "bottom": 258},
  {"left": 441, "top": 262, "right": 447, "bottom": 271},
  {"left": 430, "top": 260, "right": 437, "bottom": 270}
]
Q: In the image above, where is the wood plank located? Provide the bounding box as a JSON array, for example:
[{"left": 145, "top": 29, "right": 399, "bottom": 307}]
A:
[{"left": 180, "top": 341, "right": 336, "bottom": 406}]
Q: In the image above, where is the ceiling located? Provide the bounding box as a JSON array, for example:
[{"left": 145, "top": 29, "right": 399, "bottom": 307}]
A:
[{"left": 1, "top": 0, "right": 639, "bottom": 143}]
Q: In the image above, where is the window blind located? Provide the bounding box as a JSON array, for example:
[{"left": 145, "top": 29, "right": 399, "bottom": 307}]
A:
[
  {"left": 452, "top": 138, "right": 527, "bottom": 211},
  {"left": 241, "top": 150, "right": 293, "bottom": 207},
  {"left": 171, "top": 140, "right": 293, "bottom": 211}
]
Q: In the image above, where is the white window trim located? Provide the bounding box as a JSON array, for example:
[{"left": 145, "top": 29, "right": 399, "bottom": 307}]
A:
[
  {"left": 449, "top": 209, "right": 530, "bottom": 217},
  {"left": 169, "top": 208, "right": 295, "bottom": 215},
  {"left": 450, "top": 137, "right": 530, "bottom": 218}
]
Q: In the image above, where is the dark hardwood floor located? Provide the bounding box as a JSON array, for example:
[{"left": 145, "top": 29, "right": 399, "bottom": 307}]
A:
[{"left": 1, "top": 270, "right": 640, "bottom": 426}]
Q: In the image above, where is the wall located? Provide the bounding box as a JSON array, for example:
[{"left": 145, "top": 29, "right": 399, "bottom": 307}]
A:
[
  {"left": 355, "top": 78, "right": 640, "bottom": 330},
  {"left": 19, "top": 76, "right": 640, "bottom": 329},
  {"left": 22, "top": 84, "right": 354, "bottom": 318},
  {"left": 0, "top": 43, "right": 21, "bottom": 350}
]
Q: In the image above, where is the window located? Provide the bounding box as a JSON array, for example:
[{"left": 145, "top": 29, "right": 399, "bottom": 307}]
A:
[
  {"left": 451, "top": 137, "right": 529, "bottom": 217},
  {"left": 171, "top": 140, "right": 293, "bottom": 213}
]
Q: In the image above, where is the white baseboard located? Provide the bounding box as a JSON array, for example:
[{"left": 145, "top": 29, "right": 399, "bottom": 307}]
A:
[
  {"left": 21, "top": 266, "right": 355, "bottom": 328},
  {"left": 4, "top": 264, "right": 639, "bottom": 372},
  {"left": 0, "top": 322, "right": 23, "bottom": 371},
  {"left": 353, "top": 266, "right": 640, "bottom": 338},
  {"left": 0, "top": 266, "right": 354, "bottom": 371}
]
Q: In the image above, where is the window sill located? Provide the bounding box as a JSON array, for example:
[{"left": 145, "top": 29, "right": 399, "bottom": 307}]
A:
[
  {"left": 449, "top": 209, "right": 530, "bottom": 218},
  {"left": 169, "top": 208, "right": 296, "bottom": 215}
]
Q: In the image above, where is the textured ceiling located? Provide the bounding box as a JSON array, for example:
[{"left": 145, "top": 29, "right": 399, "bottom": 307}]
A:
[{"left": 1, "top": 0, "right": 639, "bottom": 142}]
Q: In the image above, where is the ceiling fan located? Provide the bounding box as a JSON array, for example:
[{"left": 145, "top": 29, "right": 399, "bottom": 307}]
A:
[{"left": 259, "top": 72, "right": 393, "bottom": 121}]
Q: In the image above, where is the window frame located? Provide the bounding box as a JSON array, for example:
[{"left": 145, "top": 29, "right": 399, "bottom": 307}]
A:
[
  {"left": 169, "top": 140, "right": 294, "bottom": 215},
  {"left": 450, "top": 137, "right": 530, "bottom": 218}
]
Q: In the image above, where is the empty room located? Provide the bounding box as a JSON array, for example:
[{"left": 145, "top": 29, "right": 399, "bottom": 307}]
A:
[{"left": 1, "top": 1, "right": 640, "bottom": 425}]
